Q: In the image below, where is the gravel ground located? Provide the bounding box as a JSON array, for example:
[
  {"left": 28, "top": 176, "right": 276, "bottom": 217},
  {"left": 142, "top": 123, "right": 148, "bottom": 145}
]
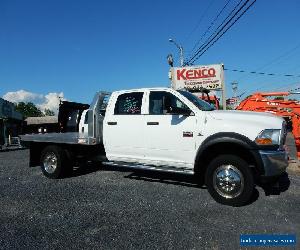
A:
[{"left": 0, "top": 149, "right": 299, "bottom": 250}]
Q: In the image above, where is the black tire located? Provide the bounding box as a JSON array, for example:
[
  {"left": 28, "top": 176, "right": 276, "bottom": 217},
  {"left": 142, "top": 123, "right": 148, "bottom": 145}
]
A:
[
  {"left": 40, "top": 145, "right": 72, "bottom": 179},
  {"left": 205, "top": 154, "right": 254, "bottom": 206}
]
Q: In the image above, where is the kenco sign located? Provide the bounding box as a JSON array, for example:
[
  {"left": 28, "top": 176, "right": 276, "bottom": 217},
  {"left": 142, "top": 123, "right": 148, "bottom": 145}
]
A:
[{"left": 170, "top": 64, "right": 224, "bottom": 90}]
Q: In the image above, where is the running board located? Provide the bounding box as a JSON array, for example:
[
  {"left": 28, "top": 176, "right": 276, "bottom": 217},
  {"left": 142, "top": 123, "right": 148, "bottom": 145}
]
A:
[{"left": 102, "top": 161, "right": 194, "bottom": 175}]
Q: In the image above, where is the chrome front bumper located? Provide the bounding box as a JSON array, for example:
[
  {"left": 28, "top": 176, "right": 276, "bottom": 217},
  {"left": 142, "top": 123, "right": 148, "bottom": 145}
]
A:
[{"left": 259, "top": 150, "right": 288, "bottom": 177}]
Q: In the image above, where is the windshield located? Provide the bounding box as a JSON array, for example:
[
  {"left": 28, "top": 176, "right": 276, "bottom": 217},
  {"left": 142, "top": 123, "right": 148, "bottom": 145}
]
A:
[{"left": 178, "top": 90, "right": 215, "bottom": 111}]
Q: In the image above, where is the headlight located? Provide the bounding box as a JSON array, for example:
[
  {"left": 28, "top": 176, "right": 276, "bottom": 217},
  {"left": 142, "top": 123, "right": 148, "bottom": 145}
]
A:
[{"left": 255, "top": 129, "right": 281, "bottom": 145}]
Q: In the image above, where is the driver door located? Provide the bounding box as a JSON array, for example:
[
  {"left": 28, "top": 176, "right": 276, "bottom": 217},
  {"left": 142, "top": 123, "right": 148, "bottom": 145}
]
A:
[{"left": 144, "top": 90, "right": 197, "bottom": 168}]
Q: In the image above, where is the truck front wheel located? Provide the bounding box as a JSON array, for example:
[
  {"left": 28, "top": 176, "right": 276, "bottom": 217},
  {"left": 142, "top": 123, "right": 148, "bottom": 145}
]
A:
[
  {"left": 40, "top": 145, "right": 72, "bottom": 179},
  {"left": 205, "top": 154, "right": 254, "bottom": 206}
]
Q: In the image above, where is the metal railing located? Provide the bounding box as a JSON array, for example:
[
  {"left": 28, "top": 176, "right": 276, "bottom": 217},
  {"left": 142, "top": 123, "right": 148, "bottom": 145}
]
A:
[{"left": 4, "top": 137, "right": 23, "bottom": 148}]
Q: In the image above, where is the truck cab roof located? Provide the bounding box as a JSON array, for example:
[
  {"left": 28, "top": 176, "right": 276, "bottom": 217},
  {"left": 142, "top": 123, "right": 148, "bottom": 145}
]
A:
[{"left": 113, "top": 87, "right": 174, "bottom": 94}]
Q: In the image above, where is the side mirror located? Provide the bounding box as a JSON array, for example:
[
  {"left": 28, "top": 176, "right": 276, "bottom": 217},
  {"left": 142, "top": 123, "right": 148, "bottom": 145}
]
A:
[
  {"left": 181, "top": 109, "right": 195, "bottom": 116},
  {"left": 167, "top": 107, "right": 194, "bottom": 116}
]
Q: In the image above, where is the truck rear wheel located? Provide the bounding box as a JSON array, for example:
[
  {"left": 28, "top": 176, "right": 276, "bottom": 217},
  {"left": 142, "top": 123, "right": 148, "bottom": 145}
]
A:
[
  {"left": 205, "top": 154, "right": 254, "bottom": 206},
  {"left": 40, "top": 145, "right": 72, "bottom": 179}
]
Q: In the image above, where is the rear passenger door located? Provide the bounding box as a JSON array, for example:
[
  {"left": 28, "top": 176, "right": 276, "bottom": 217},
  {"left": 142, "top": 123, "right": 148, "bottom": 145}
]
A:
[{"left": 104, "top": 91, "right": 146, "bottom": 163}]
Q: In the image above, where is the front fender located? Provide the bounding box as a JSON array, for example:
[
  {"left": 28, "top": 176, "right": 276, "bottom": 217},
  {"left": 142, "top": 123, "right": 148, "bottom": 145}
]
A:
[{"left": 194, "top": 132, "right": 266, "bottom": 175}]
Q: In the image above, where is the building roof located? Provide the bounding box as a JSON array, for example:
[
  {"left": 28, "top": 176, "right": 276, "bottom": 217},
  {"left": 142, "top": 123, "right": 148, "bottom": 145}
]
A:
[
  {"left": 0, "top": 98, "right": 23, "bottom": 120},
  {"left": 25, "top": 116, "right": 58, "bottom": 125}
]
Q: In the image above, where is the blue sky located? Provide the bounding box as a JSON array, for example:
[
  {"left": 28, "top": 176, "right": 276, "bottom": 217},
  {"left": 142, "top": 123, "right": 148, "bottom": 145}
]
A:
[{"left": 1, "top": 0, "right": 300, "bottom": 106}]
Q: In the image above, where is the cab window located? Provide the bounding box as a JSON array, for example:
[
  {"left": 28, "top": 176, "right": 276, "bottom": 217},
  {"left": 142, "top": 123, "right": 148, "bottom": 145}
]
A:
[
  {"left": 114, "top": 92, "right": 143, "bottom": 115},
  {"left": 149, "top": 91, "right": 189, "bottom": 115}
]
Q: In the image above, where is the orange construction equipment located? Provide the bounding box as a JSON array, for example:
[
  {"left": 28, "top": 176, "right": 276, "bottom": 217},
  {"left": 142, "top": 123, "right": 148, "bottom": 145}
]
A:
[
  {"left": 236, "top": 92, "right": 300, "bottom": 160},
  {"left": 192, "top": 87, "right": 220, "bottom": 109},
  {"left": 199, "top": 94, "right": 220, "bottom": 109}
]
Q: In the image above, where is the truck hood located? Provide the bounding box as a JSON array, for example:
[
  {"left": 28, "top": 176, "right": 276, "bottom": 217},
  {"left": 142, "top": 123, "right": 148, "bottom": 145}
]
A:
[{"left": 204, "top": 110, "right": 284, "bottom": 141}]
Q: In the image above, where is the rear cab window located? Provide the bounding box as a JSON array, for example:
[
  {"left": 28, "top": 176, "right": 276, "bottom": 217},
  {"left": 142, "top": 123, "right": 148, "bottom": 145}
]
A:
[{"left": 114, "top": 92, "right": 144, "bottom": 115}]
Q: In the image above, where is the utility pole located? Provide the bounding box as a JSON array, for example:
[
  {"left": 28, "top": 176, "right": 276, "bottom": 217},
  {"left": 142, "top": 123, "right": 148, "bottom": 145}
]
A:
[
  {"left": 169, "top": 38, "right": 184, "bottom": 66},
  {"left": 231, "top": 81, "right": 238, "bottom": 108}
]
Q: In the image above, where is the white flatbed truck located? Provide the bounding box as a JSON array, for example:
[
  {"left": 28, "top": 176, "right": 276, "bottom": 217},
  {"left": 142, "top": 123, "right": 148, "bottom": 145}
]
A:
[{"left": 21, "top": 88, "right": 288, "bottom": 206}]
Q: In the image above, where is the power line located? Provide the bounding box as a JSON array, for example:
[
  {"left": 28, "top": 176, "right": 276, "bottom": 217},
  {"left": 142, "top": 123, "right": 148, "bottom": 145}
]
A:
[
  {"left": 189, "top": 0, "right": 232, "bottom": 55},
  {"left": 235, "top": 42, "right": 300, "bottom": 82},
  {"left": 187, "top": 0, "right": 247, "bottom": 63},
  {"left": 289, "top": 86, "right": 300, "bottom": 92},
  {"left": 187, "top": 0, "right": 257, "bottom": 65},
  {"left": 249, "top": 43, "right": 300, "bottom": 72},
  {"left": 190, "top": 0, "right": 257, "bottom": 64},
  {"left": 224, "top": 68, "right": 300, "bottom": 78},
  {"left": 226, "top": 43, "right": 300, "bottom": 95},
  {"left": 236, "top": 76, "right": 299, "bottom": 95},
  {"left": 237, "top": 80, "right": 300, "bottom": 97},
  {"left": 183, "top": 0, "right": 216, "bottom": 45},
  {"left": 187, "top": 0, "right": 248, "bottom": 64},
  {"left": 257, "top": 81, "right": 300, "bottom": 92}
]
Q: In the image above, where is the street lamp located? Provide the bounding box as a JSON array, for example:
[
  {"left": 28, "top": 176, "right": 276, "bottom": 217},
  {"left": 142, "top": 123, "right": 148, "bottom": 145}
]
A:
[{"left": 169, "top": 38, "right": 184, "bottom": 67}]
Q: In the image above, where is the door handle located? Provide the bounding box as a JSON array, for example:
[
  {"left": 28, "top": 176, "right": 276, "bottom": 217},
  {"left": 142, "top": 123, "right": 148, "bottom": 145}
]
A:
[
  {"left": 147, "top": 122, "right": 159, "bottom": 125},
  {"left": 107, "top": 122, "right": 117, "bottom": 125}
]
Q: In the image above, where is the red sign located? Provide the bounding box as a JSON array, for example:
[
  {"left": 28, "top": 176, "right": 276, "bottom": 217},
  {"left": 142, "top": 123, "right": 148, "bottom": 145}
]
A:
[{"left": 176, "top": 68, "right": 216, "bottom": 80}]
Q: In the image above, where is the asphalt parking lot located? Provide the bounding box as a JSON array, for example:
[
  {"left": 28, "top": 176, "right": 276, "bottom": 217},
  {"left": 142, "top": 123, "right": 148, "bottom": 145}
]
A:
[{"left": 0, "top": 149, "right": 299, "bottom": 249}]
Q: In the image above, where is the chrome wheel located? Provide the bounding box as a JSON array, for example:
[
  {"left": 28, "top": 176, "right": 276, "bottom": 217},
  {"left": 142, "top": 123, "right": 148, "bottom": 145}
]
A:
[
  {"left": 213, "top": 165, "right": 244, "bottom": 199},
  {"left": 43, "top": 152, "right": 58, "bottom": 174}
]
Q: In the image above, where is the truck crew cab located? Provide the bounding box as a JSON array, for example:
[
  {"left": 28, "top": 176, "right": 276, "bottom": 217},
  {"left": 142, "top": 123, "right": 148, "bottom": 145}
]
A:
[{"left": 21, "top": 88, "right": 288, "bottom": 206}]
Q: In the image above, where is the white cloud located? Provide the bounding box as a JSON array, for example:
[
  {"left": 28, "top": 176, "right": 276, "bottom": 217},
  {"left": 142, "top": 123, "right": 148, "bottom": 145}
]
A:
[
  {"left": 37, "top": 92, "right": 65, "bottom": 114},
  {"left": 3, "top": 90, "right": 44, "bottom": 103},
  {"left": 2, "top": 90, "right": 66, "bottom": 115}
]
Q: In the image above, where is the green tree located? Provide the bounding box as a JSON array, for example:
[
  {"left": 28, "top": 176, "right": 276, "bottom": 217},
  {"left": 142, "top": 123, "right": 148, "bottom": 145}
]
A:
[
  {"left": 15, "top": 102, "right": 44, "bottom": 118},
  {"left": 44, "top": 108, "right": 55, "bottom": 116}
]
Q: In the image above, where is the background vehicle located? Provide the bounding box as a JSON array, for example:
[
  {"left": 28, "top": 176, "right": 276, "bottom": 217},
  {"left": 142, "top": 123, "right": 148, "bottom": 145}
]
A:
[{"left": 21, "top": 88, "right": 288, "bottom": 206}]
